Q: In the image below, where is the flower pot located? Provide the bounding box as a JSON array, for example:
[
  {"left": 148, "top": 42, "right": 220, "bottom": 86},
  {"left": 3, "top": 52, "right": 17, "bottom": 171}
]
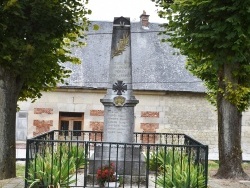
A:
[{"left": 104, "top": 181, "right": 119, "bottom": 187}]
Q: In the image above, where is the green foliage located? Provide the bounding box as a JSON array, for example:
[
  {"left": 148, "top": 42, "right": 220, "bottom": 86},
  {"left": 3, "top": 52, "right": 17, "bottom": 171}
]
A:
[
  {"left": 16, "top": 163, "right": 25, "bottom": 178},
  {"left": 153, "top": 0, "right": 250, "bottom": 111},
  {"left": 208, "top": 160, "right": 219, "bottom": 170},
  {"left": 27, "top": 143, "right": 86, "bottom": 187},
  {"left": 0, "top": 0, "right": 91, "bottom": 101},
  {"left": 151, "top": 149, "right": 206, "bottom": 188},
  {"left": 146, "top": 147, "right": 182, "bottom": 172},
  {"left": 92, "top": 24, "right": 100, "bottom": 31},
  {"left": 223, "top": 79, "right": 250, "bottom": 111},
  {"left": 68, "top": 143, "right": 87, "bottom": 169},
  {"left": 145, "top": 148, "right": 165, "bottom": 171}
]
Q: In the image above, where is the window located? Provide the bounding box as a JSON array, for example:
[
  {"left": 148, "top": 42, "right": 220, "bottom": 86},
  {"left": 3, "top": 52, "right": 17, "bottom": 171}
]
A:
[
  {"left": 59, "top": 112, "right": 84, "bottom": 136},
  {"left": 60, "top": 121, "right": 69, "bottom": 136},
  {"left": 16, "top": 111, "right": 28, "bottom": 141},
  {"left": 73, "top": 121, "right": 82, "bottom": 136}
]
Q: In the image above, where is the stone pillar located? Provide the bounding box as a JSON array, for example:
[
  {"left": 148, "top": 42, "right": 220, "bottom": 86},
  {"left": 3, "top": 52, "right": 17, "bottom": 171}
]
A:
[
  {"left": 89, "top": 17, "right": 145, "bottom": 178},
  {"left": 101, "top": 17, "right": 138, "bottom": 142}
]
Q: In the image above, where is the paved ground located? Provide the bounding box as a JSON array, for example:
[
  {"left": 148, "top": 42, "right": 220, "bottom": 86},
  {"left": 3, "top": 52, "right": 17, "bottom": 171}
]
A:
[
  {"left": 208, "top": 178, "right": 250, "bottom": 188},
  {"left": 1, "top": 177, "right": 250, "bottom": 188},
  {"left": 207, "top": 169, "right": 250, "bottom": 188},
  {"left": 0, "top": 178, "right": 24, "bottom": 188}
]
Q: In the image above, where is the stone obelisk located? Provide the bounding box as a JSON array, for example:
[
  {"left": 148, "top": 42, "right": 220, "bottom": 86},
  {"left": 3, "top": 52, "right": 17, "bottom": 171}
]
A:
[
  {"left": 100, "top": 17, "right": 138, "bottom": 143},
  {"left": 89, "top": 17, "right": 145, "bottom": 179}
]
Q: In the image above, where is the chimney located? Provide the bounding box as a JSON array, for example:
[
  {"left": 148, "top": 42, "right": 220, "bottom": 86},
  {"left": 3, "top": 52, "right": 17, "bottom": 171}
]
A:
[{"left": 140, "top": 10, "right": 150, "bottom": 29}]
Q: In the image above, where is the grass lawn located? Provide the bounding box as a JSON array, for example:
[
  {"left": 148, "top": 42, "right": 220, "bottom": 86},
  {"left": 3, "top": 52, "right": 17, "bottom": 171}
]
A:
[
  {"left": 208, "top": 160, "right": 219, "bottom": 170},
  {"left": 16, "top": 162, "right": 25, "bottom": 178},
  {"left": 208, "top": 160, "right": 250, "bottom": 176}
]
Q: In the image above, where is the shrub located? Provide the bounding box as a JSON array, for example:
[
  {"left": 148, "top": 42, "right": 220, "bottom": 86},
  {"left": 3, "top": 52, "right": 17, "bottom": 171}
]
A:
[
  {"left": 146, "top": 147, "right": 182, "bottom": 172},
  {"left": 145, "top": 148, "right": 164, "bottom": 172},
  {"left": 155, "top": 150, "right": 206, "bottom": 188},
  {"left": 65, "top": 144, "right": 86, "bottom": 169},
  {"left": 27, "top": 143, "right": 86, "bottom": 187}
]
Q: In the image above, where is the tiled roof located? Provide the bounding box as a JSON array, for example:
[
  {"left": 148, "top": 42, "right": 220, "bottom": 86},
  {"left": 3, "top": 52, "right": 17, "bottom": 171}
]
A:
[{"left": 60, "top": 21, "right": 205, "bottom": 93}]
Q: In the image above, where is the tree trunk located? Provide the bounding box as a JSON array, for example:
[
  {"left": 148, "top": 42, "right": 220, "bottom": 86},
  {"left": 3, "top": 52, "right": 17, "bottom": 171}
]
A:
[
  {"left": 0, "top": 67, "right": 22, "bottom": 180},
  {"left": 215, "top": 63, "right": 249, "bottom": 179}
]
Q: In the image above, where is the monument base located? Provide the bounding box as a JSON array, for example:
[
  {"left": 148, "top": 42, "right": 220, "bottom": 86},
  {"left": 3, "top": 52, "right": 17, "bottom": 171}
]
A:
[
  {"left": 87, "top": 144, "right": 146, "bottom": 184},
  {"left": 87, "top": 174, "right": 147, "bottom": 186},
  {"left": 88, "top": 145, "right": 146, "bottom": 176}
]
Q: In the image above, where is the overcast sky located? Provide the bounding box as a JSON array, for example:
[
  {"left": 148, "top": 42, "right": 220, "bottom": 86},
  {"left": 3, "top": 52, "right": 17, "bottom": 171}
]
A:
[{"left": 86, "top": 0, "right": 165, "bottom": 23}]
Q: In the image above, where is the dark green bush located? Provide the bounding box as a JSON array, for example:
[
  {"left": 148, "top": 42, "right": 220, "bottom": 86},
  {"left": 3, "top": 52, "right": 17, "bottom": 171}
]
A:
[
  {"left": 156, "top": 153, "right": 205, "bottom": 188},
  {"left": 146, "top": 148, "right": 206, "bottom": 188},
  {"left": 27, "top": 143, "right": 86, "bottom": 187},
  {"left": 145, "top": 147, "right": 182, "bottom": 172}
]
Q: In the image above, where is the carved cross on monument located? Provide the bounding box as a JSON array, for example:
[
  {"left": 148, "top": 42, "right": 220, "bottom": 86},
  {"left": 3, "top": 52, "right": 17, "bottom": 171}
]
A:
[{"left": 112, "top": 80, "right": 127, "bottom": 95}]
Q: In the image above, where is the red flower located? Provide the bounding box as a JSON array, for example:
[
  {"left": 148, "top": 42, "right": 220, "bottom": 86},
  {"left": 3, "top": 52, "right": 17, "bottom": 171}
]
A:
[{"left": 96, "top": 163, "right": 117, "bottom": 186}]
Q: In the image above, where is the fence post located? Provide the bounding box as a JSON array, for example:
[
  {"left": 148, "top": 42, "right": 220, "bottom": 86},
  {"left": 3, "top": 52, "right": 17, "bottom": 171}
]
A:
[
  {"left": 204, "top": 145, "right": 209, "bottom": 188},
  {"left": 84, "top": 142, "right": 89, "bottom": 187},
  {"left": 24, "top": 139, "right": 31, "bottom": 188},
  {"left": 146, "top": 144, "right": 150, "bottom": 188}
]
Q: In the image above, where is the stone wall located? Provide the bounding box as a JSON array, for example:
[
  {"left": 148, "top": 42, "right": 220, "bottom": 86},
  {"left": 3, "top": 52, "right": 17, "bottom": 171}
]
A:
[
  {"left": 135, "top": 92, "right": 219, "bottom": 159},
  {"left": 18, "top": 89, "right": 250, "bottom": 160}
]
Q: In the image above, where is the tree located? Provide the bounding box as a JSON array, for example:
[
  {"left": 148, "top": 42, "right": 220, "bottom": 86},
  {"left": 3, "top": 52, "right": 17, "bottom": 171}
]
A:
[
  {"left": 153, "top": 0, "right": 250, "bottom": 179},
  {"left": 0, "top": 0, "right": 91, "bottom": 180}
]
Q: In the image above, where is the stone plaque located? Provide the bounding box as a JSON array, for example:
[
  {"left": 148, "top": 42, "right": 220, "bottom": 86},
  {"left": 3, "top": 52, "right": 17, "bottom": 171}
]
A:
[{"left": 103, "top": 106, "right": 135, "bottom": 143}]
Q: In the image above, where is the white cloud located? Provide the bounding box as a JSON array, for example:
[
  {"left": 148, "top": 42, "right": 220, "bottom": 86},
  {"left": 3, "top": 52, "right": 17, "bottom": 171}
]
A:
[{"left": 86, "top": 0, "right": 165, "bottom": 23}]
